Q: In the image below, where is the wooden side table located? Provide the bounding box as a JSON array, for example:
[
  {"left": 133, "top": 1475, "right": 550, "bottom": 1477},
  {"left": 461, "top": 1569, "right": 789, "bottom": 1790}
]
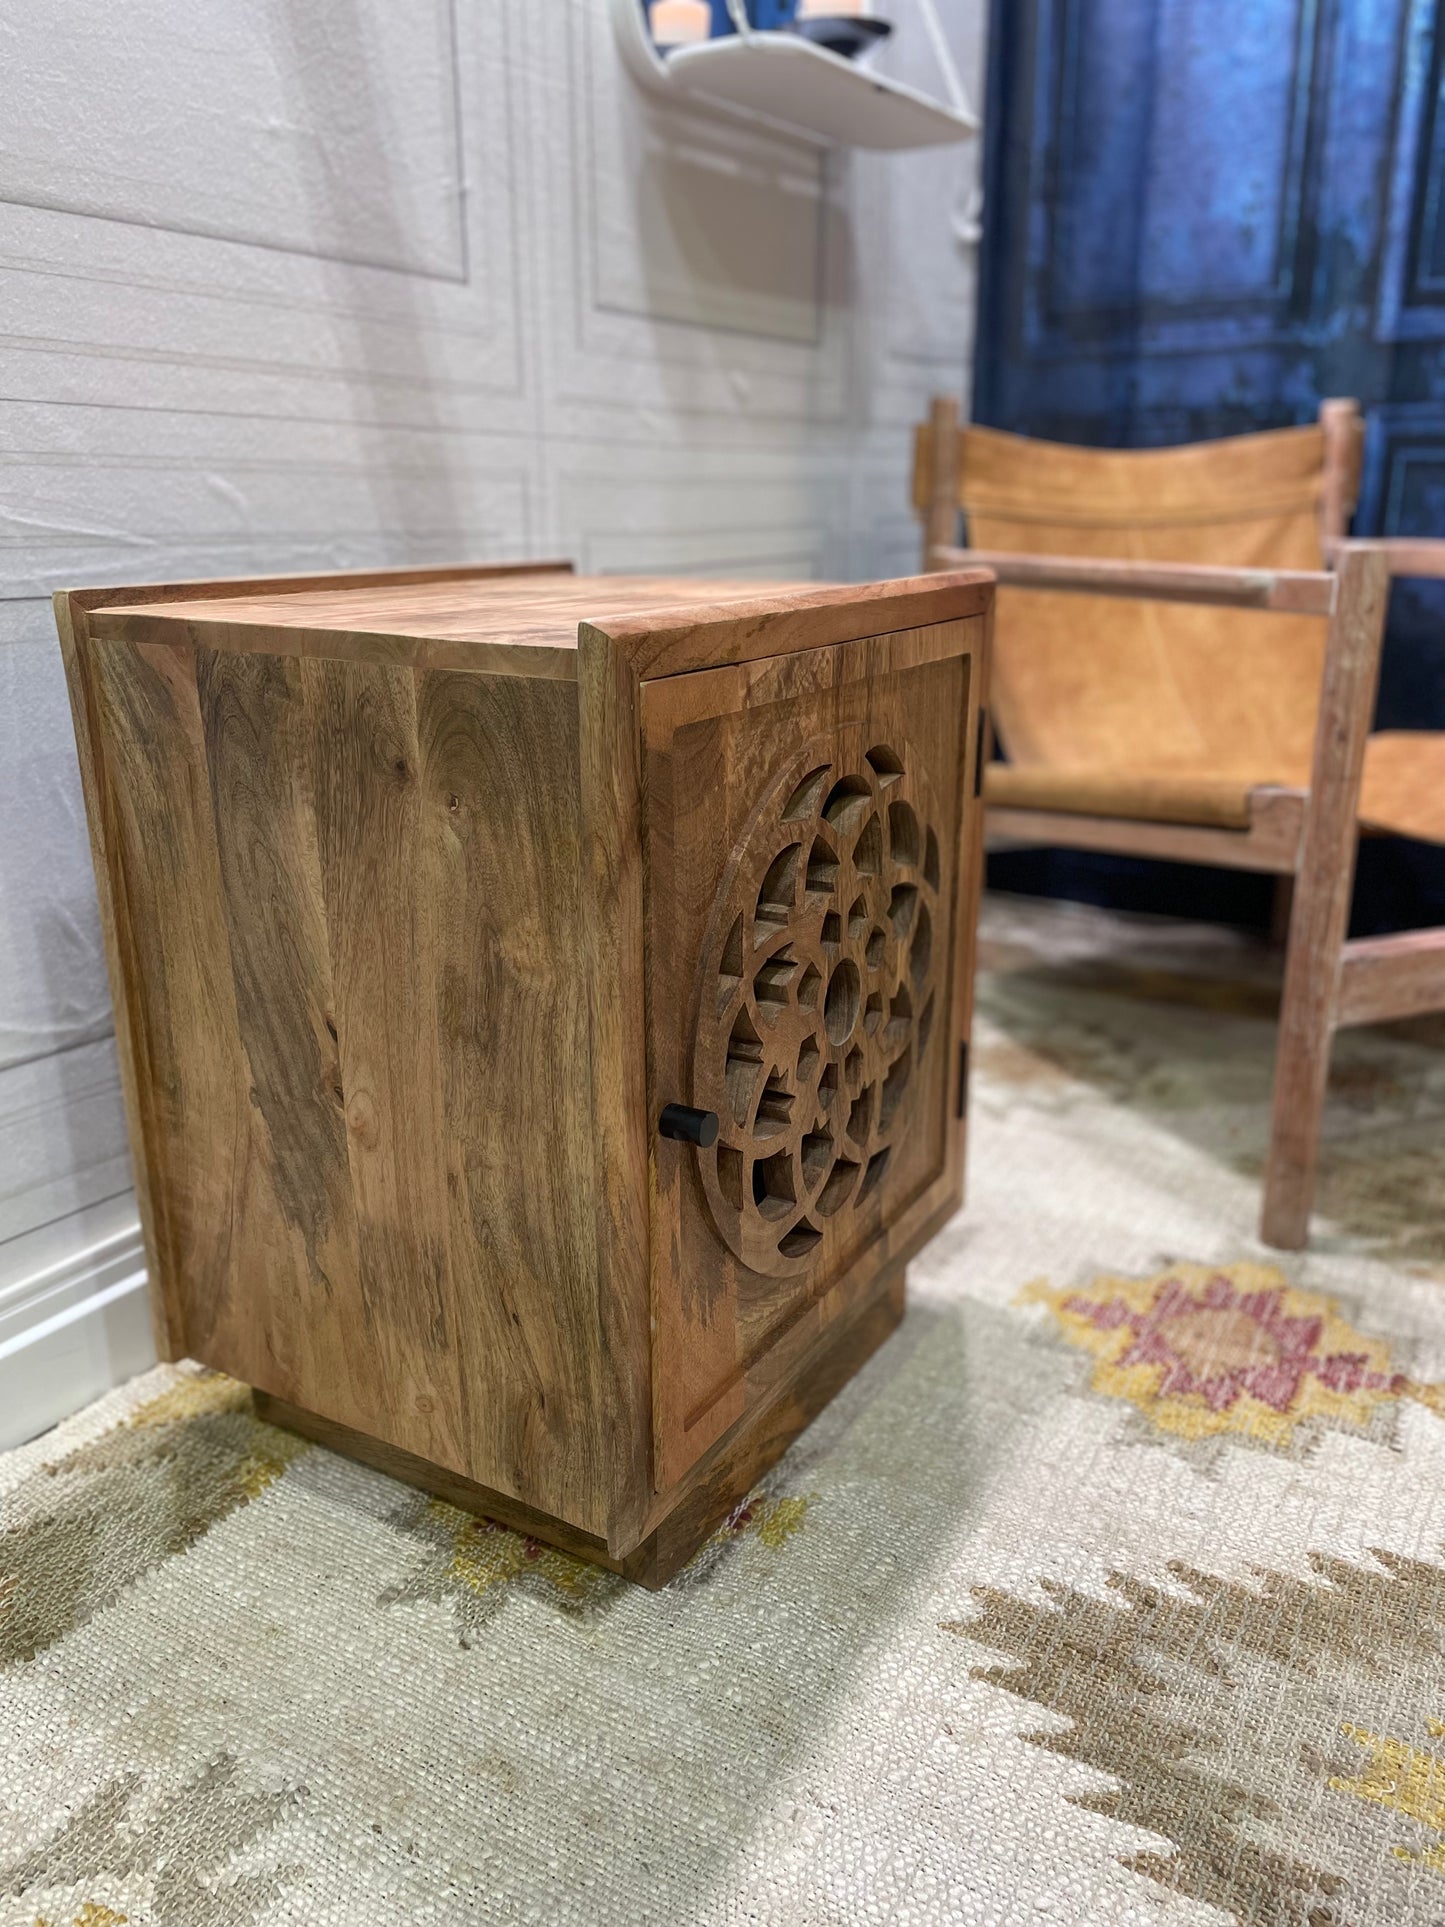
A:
[{"left": 56, "top": 561, "right": 992, "bottom": 1584}]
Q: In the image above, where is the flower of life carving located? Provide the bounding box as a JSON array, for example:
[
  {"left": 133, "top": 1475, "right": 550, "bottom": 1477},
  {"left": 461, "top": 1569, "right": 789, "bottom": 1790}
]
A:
[{"left": 692, "top": 742, "right": 943, "bottom": 1277}]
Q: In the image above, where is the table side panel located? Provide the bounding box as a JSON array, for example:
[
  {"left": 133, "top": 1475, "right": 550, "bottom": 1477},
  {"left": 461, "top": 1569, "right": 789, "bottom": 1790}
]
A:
[{"left": 79, "top": 629, "right": 616, "bottom": 1536}]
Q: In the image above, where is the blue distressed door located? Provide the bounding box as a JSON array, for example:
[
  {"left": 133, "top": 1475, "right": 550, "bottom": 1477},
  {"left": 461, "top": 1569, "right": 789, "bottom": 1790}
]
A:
[{"left": 975, "top": 0, "right": 1445, "bottom": 927}]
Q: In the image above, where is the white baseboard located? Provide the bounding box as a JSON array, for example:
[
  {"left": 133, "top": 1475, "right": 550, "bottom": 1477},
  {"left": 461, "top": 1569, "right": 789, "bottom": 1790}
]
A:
[{"left": 0, "top": 1195, "right": 156, "bottom": 1451}]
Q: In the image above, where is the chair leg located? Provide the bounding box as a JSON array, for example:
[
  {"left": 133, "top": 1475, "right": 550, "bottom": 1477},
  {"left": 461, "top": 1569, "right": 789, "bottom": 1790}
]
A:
[
  {"left": 1261, "top": 875, "right": 1342, "bottom": 1249},
  {"left": 1267, "top": 875, "right": 1294, "bottom": 949},
  {"left": 1259, "top": 544, "right": 1390, "bottom": 1249}
]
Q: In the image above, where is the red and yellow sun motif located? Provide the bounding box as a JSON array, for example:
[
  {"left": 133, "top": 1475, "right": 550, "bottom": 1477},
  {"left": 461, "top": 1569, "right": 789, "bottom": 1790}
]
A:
[{"left": 1024, "top": 1261, "right": 1445, "bottom": 1448}]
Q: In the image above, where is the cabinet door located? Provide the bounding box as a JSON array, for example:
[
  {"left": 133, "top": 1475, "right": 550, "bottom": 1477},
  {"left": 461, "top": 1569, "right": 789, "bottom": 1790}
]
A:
[{"left": 642, "top": 619, "right": 983, "bottom": 1490}]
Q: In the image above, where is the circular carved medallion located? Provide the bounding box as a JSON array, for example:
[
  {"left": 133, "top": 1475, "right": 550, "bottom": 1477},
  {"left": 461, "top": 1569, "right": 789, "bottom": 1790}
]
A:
[{"left": 691, "top": 741, "right": 943, "bottom": 1276}]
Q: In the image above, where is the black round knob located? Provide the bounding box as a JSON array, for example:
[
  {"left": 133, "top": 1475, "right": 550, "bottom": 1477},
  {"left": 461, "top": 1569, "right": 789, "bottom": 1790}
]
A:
[{"left": 659, "top": 1103, "right": 719, "bottom": 1148}]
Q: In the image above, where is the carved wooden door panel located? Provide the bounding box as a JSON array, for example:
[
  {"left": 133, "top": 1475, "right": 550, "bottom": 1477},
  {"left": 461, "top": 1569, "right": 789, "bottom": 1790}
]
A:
[{"left": 641, "top": 620, "right": 982, "bottom": 1491}]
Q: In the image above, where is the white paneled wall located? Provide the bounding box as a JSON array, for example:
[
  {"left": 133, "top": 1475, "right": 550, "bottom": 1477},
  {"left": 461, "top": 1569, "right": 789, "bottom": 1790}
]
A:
[{"left": 0, "top": 0, "right": 987, "bottom": 1444}]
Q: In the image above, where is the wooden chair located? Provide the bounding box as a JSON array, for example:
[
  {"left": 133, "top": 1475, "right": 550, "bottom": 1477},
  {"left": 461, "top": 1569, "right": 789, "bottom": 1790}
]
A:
[{"left": 913, "top": 395, "right": 1445, "bottom": 1249}]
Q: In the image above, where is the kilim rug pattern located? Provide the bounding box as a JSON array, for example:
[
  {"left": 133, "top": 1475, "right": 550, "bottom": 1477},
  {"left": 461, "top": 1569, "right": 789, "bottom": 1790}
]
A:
[{"left": 3, "top": 895, "right": 1444, "bottom": 1925}]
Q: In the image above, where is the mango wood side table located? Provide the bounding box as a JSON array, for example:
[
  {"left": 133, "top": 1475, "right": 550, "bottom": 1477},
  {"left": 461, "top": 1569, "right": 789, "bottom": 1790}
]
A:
[{"left": 56, "top": 561, "right": 992, "bottom": 1585}]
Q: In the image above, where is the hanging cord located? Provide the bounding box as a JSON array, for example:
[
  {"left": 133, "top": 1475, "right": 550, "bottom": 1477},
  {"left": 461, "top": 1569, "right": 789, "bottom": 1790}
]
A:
[
  {"left": 953, "top": 182, "right": 983, "bottom": 245},
  {"left": 913, "top": 0, "right": 982, "bottom": 244},
  {"left": 915, "top": 0, "right": 968, "bottom": 116}
]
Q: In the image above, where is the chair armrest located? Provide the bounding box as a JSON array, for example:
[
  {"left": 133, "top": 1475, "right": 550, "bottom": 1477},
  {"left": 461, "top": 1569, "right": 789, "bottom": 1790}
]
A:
[
  {"left": 926, "top": 545, "right": 1337, "bottom": 617},
  {"left": 1372, "top": 537, "right": 1445, "bottom": 579}
]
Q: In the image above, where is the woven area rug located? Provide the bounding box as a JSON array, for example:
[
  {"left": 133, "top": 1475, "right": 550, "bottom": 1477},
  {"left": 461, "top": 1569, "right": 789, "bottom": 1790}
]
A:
[{"left": 4, "top": 893, "right": 1445, "bottom": 1927}]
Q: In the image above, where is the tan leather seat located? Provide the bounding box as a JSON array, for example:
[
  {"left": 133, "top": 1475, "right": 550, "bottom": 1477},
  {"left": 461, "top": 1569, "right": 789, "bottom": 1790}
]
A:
[
  {"left": 951, "top": 421, "right": 1445, "bottom": 851},
  {"left": 1358, "top": 732, "right": 1445, "bottom": 843},
  {"left": 985, "top": 763, "right": 1267, "bottom": 830},
  {"left": 987, "top": 734, "right": 1445, "bottom": 843}
]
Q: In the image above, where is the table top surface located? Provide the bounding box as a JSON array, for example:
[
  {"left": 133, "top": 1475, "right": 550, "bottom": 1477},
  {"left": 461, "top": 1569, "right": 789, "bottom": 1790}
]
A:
[{"left": 88, "top": 569, "right": 822, "bottom": 653}]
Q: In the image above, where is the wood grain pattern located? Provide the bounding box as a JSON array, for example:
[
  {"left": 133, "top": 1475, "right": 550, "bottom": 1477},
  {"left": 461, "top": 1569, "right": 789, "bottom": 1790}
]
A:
[
  {"left": 1262, "top": 544, "right": 1391, "bottom": 1248},
  {"left": 1318, "top": 399, "right": 1364, "bottom": 554},
  {"left": 922, "top": 396, "right": 962, "bottom": 561},
  {"left": 196, "top": 647, "right": 357, "bottom": 1325},
  {"left": 986, "top": 791, "right": 1304, "bottom": 874},
  {"left": 415, "top": 670, "right": 611, "bottom": 1524},
  {"left": 254, "top": 1263, "right": 904, "bottom": 1589},
  {"left": 685, "top": 738, "right": 944, "bottom": 1279},
  {"left": 1335, "top": 929, "right": 1445, "bottom": 1029},
  {"left": 67, "top": 625, "right": 626, "bottom": 1535},
  {"left": 69, "top": 559, "right": 574, "bottom": 613},
  {"left": 575, "top": 619, "right": 656, "bottom": 1553},
  {"left": 194, "top": 650, "right": 400, "bottom": 1417},
  {"left": 83, "top": 572, "right": 994, "bottom": 704},
  {"left": 642, "top": 620, "right": 981, "bottom": 1489},
  {"left": 1372, "top": 537, "right": 1445, "bottom": 578},
  {"left": 90, "top": 573, "right": 801, "bottom": 642},
  {"left": 254, "top": 1388, "right": 618, "bottom": 1568},
  {"left": 304, "top": 655, "right": 471, "bottom": 1471},
  {"left": 87, "top": 574, "right": 819, "bottom": 682},
  {"left": 956, "top": 598, "right": 993, "bottom": 1157},
  {"left": 54, "top": 598, "right": 179, "bottom": 1362},
  {"left": 929, "top": 547, "right": 1338, "bottom": 617},
  {"left": 59, "top": 562, "right": 990, "bottom": 1566},
  {"left": 83, "top": 568, "right": 993, "bottom": 682},
  {"left": 85, "top": 639, "right": 257, "bottom": 1366},
  {"left": 595, "top": 572, "right": 993, "bottom": 681},
  {"left": 622, "top": 1268, "right": 906, "bottom": 1587},
  {"left": 89, "top": 616, "right": 586, "bottom": 686}
]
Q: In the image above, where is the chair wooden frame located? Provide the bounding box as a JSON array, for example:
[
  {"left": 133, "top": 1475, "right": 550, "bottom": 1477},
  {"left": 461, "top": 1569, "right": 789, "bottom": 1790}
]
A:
[{"left": 918, "top": 397, "right": 1445, "bottom": 1249}]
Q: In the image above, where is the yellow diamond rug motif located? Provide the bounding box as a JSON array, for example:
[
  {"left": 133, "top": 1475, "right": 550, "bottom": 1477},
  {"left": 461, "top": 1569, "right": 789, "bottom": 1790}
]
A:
[
  {"left": 1331, "top": 1718, "right": 1445, "bottom": 1874},
  {"left": 1024, "top": 1260, "right": 1445, "bottom": 1449}
]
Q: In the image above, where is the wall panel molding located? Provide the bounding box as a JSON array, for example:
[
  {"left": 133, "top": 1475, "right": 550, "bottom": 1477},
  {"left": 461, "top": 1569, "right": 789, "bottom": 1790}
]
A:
[
  {"left": 2, "top": 0, "right": 468, "bottom": 278},
  {"left": 0, "top": 1199, "right": 151, "bottom": 1452}
]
